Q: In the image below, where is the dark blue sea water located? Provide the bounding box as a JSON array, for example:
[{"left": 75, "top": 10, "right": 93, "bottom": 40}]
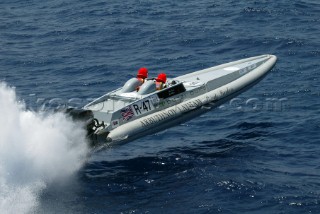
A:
[{"left": 1, "top": 0, "right": 320, "bottom": 213}]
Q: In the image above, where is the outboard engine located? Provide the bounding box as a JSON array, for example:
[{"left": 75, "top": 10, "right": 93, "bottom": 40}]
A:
[
  {"left": 65, "top": 108, "right": 93, "bottom": 122},
  {"left": 65, "top": 108, "right": 106, "bottom": 146}
]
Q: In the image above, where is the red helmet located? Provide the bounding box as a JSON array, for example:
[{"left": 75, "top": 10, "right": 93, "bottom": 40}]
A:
[
  {"left": 137, "top": 67, "right": 148, "bottom": 79},
  {"left": 156, "top": 73, "right": 167, "bottom": 83}
]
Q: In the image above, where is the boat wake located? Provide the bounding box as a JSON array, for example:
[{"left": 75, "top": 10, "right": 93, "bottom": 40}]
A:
[{"left": 0, "top": 82, "right": 89, "bottom": 214}]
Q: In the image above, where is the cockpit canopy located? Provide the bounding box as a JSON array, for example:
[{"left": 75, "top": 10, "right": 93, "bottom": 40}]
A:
[
  {"left": 121, "top": 78, "right": 161, "bottom": 95},
  {"left": 138, "top": 81, "right": 156, "bottom": 95},
  {"left": 121, "top": 78, "right": 141, "bottom": 93}
]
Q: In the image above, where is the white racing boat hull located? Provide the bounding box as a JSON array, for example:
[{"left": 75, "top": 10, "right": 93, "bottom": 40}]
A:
[{"left": 66, "top": 55, "right": 277, "bottom": 146}]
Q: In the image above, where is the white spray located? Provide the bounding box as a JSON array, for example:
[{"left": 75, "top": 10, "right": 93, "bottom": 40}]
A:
[{"left": 0, "top": 82, "right": 89, "bottom": 214}]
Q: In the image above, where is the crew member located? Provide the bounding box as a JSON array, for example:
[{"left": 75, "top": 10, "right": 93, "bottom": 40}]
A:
[
  {"left": 136, "top": 67, "right": 148, "bottom": 91},
  {"left": 155, "top": 73, "right": 167, "bottom": 90}
]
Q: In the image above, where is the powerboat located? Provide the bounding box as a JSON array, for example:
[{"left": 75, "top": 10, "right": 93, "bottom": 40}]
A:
[{"left": 69, "top": 54, "right": 277, "bottom": 146}]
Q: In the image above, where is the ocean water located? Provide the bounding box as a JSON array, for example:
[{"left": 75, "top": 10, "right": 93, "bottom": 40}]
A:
[{"left": 1, "top": 0, "right": 319, "bottom": 213}]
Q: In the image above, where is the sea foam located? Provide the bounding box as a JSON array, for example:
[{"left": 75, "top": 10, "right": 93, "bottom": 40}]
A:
[{"left": 0, "top": 82, "right": 89, "bottom": 214}]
